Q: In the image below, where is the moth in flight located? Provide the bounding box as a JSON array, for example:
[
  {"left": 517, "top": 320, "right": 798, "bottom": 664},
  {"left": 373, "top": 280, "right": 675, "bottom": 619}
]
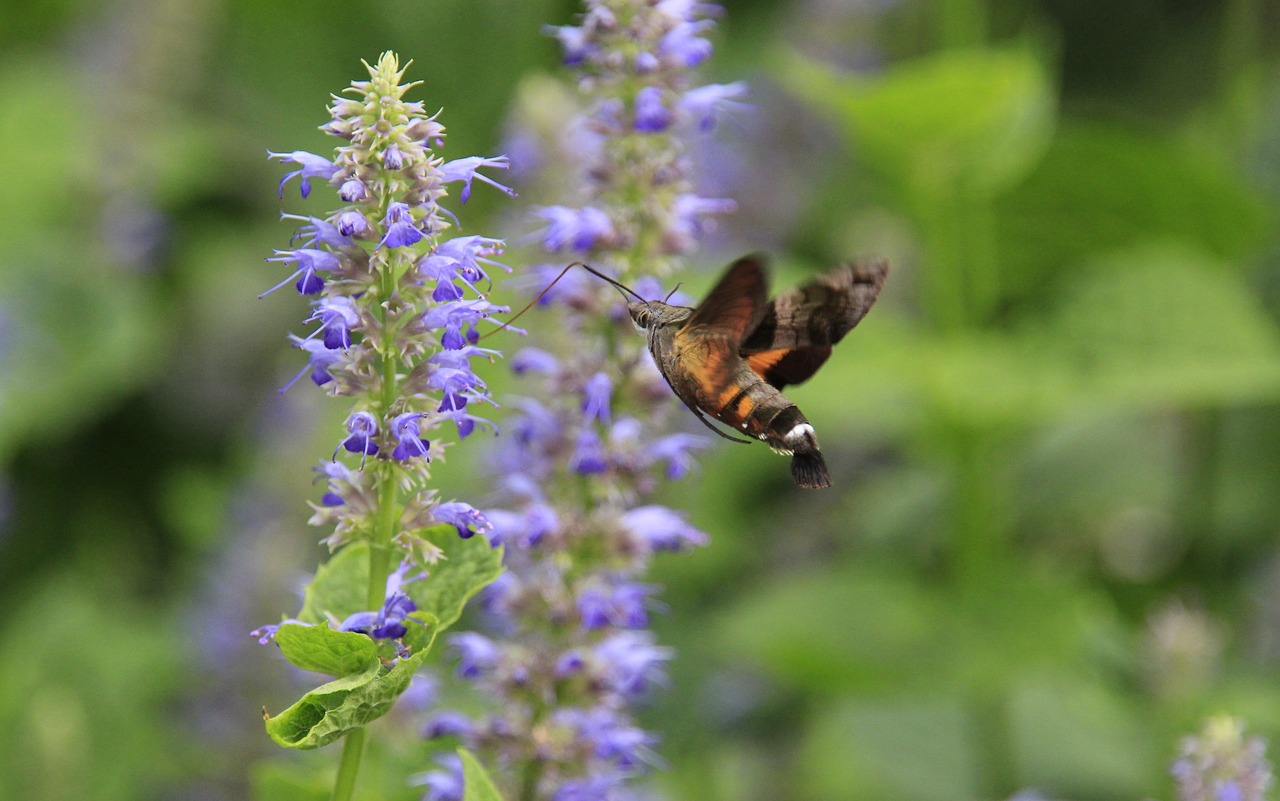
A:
[{"left": 627, "top": 254, "right": 887, "bottom": 488}]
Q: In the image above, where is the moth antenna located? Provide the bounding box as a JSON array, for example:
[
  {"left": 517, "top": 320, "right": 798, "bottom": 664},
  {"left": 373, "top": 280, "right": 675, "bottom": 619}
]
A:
[
  {"left": 480, "top": 262, "right": 648, "bottom": 340},
  {"left": 663, "top": 282, "right": 683, "bottom": 303}
]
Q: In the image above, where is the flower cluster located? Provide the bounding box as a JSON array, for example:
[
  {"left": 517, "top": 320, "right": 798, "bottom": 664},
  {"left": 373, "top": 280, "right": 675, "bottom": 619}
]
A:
[
  {"left": 416, "top": 3, "right": 743, "bottom": 799},
  {"left": 535, "top": 0, "right": 744, "bottom": 273},
  {"left": 253, "top": 54, "right": 513, "bottom": 659},
  {"left": 1172, "top": 717, "right": 1273, "bottom": 801}
]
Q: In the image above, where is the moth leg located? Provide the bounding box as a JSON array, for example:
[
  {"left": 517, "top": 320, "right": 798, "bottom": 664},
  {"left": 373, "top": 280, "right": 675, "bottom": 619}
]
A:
[{"left": 689, "top": 405, "right": 753, "bottom": 444}]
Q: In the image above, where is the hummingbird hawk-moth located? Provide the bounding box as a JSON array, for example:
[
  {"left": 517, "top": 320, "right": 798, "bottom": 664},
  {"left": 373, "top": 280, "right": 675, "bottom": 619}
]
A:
[{"left": 627, "top": 254, "right": 888, "bottom": 489}]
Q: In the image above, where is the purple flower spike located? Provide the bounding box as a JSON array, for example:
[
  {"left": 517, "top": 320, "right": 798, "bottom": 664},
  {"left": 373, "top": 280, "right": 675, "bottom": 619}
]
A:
[
  {"left": 679, "top": 81, "right": 749, "bottom": 131},
  {"left": 422, "top": 711, "right": 473, "bottom": 740},
  {"left": 382, "top": 144, "right": 405, "bottom": 170},
  {"left": 391, "top": 412, "right": 430, "bottom": 461},
  {"left": 280, "top": 336, "right": 342, "bottom": 393},
  {"left": 577, "top": 588, "right": 614, "bottom": 630},
  {"left": 450, "top": 632, "right": 500, "bottom": 678},
  {"left": 552, "top": 775, "right": 627, "bottom": 801},
  {"left": 434, "top": 501, "right": 492, "bottom": 540},
  {"left": 263, "top": 248, "right": 341, "bottom": 297},
  {"left": 339, "top": 590, "right": 417, "bottom": 640},
  {"left": 594, "top": 630, "right": 673, "bottom": 700},
  {"left": 535, "top": 205, "right": 615, "bottom": 253},
  {"left": 378, "top": 202, "right": 424, "bottom": 249},
  {"left": 335, "top": 210, "right": 368, "bottom": 237},
  {"left": 658, "top": 19, "right": 714, "bottom": 68},
  {"left": 582, "top": 372, "right": 613, "bottom": 424},
  {"left": 311, "top": 296, "right": 360, "bottom": 350},
  {"left": 411, "top": 754, "right": 464, "bottom": 801},
  {"left": 440, "top": 156, "right": 517, "bottom": 202},
  {"left": 570, "top": 429, "right": 609, "bottom": 475},
  {"left": 339, "top": 411, "right": 379, "bottom": 458},
  {"left": 612, "top": 582, "right": 657, "bottom": 628},
  {"left": 281, "top": 213, "right": 352, "bottom": 249},
  {"left": 338, "top": 178, "right": 367, "bottom": 202},
  {"left": 268, "top": 150, "right": 337, "bottom": 198},
  {"left": 634, "top": 86, "right": 672, "bottom": 132},
  {"left": 620, "top": 505, "right": 708, "bottom": 552},
  {"left": 511, "top": 347, "right": 559, "bottom": 375},
  {"left": 649, "top": 432, "right": 708, "bottom": 480},
  {"left": 545, "top": 24, "right": 594, "bottom": 65}
]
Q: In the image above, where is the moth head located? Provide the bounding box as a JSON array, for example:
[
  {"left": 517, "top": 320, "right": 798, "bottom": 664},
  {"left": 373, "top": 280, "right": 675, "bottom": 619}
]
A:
[{"left": 628, "top": 301, "right": 655, "bottom": 331}]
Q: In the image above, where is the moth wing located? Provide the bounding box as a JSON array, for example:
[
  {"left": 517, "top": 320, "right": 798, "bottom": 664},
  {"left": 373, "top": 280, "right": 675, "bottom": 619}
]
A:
[
  {"left": 681, "top": 254, "right": 771, "bottom": 348},
  {"left": 740, "top": 258, "right": 888, "bottom": 389}
]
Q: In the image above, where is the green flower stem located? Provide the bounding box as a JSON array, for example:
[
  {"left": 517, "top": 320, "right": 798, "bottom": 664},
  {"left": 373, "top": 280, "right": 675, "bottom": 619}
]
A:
[
  {"left": 368, "top": 250, "right": 406, "bottom": 609},
  {"left": 330, "top": 195, "right": 413, "bottom": 801},
  {"left": 330, "top": 727, "right": 367, "bottom": 801}
]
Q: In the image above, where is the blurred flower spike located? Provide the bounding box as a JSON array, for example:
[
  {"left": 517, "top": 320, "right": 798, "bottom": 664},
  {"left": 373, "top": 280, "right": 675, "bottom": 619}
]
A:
[
  {"left": 1173, "top": 716, "right": 1273, "bottom": 801},
  {"left": 418, "top": 1, "right": 741, "bottom": 798}
]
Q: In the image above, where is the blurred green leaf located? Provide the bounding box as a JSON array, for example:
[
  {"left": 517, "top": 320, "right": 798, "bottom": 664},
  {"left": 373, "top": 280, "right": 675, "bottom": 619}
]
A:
[
  {"left": 778, "top": 46, "right": 1056, "bottom": 199},
  {"left": 995, "top": 122, "right": 1271, "bottom": 293},
  {"left": 250, "top": 760, "right": 330, "bottom": 801},
  {"left": 1024, "top": 245, "right": 1280, "bottom": 410},
  {"left": 716, "top": 564, "right": 940, "bottom": 693},
  {"left": 459, "top": 748, "right": 505, "bottom": 801},
  {"left": 1008, "top": 677, "right": 1159, "bottom": 798},
  {"left": 806, "top": 245, "right": 1280, "bottom": 434},
  {"left": 800, "top": 697, "right": 979, "bottom": 801},
  {"left": 275, "top": 623, "right": 379, "bottom": 677},
  {"left": 717, "top": 561, "right": 1121, "bottom": 696},
  {"left": 0, "top": 574, "right": 182, "bottom": 801}
]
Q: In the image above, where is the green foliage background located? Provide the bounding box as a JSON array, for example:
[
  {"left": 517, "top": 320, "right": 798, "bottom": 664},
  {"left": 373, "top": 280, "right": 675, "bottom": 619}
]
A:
[{"left": 1, "top": 0, "right": 1279, "bottom": 799}]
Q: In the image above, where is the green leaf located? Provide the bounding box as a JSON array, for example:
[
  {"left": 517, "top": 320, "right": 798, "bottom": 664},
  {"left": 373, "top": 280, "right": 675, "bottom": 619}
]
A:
[
  {"left": 265, "top": 528, "right": 501, "bottom": 749},
  {"left": 404, "top": 525, "right": 504, "bottom": 633},
  {"left": 800, "top": 697, "right": 979, "bottom": 801},
  {"left": 249, "top": 760, "right": 330, "bottom": 801},
  {"left": 264, "top": 648, "right": 429, "bottom": 750},
  {"left": 798, "top": 245, "right": 1280, "bottom": 434},
  {"left": 298, "top": 543, "right": 373, "bottom": 624},
  {"left": 274, "top": 623, "right": 378, "bottom": 677},
  {"left": 778, "top": 46, "right": 1056, "bottom": 199},
  {"left": 716, "top": 562, "right": 1117, "bottom": 695},
  {"left": 459, "top": 748, "right": 505, "bottom": 801},
  {"left": 1024, "top": 244, "right": 1280, "bottom": 410},
  {"left": 995, "top": 122, "right": 1271, "bottom": 294},
  {"left": 1009, "top": 677, "right": 1160, "bottom": 799}
]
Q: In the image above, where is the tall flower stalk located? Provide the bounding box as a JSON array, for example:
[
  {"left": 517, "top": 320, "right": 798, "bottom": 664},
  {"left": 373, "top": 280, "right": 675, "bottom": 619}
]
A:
[
  {"left": 252, "top": 53, "right": 509, "bottom": 801},
  {"left": 418, "top": 4, "right": 745, "bottom": 799}
]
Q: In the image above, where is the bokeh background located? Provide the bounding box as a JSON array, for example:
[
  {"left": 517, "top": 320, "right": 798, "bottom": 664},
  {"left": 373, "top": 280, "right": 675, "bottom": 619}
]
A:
[{"left": 3, "top": 0, "right": 1280, "bottom": 799}]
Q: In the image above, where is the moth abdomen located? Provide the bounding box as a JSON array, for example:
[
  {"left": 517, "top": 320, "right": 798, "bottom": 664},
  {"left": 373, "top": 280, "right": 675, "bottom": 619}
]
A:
[{"left": 763, "top": 405, "right": 831, "bottom": 489}]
